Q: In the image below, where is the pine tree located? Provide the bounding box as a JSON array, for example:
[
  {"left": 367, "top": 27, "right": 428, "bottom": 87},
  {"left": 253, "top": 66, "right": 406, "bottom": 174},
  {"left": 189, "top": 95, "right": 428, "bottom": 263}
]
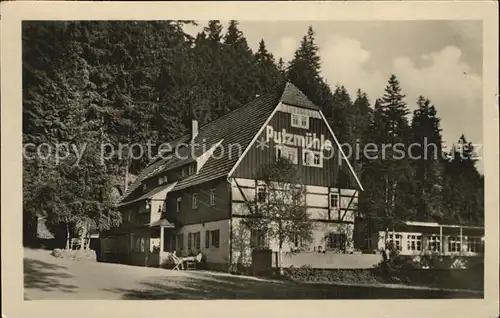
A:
[
  {"left": 360, "top": 76, "right": 414, "bottom": 232},
  {"left": 410, "top": 96, "right": 444, "bottom": 221},
  {"left": 193, "top": 20, "right": 228, "bottom": 119},
  {"left": 221, "top": 20, "right": 260, "bottom": 111},
  {"left": 442, "top": 135, "right": 483, "bottom": 224},
  {"left": 254, "top": 39, "right": 283, "bottom": 94},
  {"left": 287, "top": 26, "right": 326, "bottom": 109},
  {"left": 329, "top": 85, "right": 354, "bottom": 146}
]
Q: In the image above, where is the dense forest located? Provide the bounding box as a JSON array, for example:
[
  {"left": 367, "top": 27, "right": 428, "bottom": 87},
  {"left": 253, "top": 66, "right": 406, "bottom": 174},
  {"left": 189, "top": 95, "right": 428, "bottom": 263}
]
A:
[{"left": 22, "top": 21, "right": 484, "bottom": 246}]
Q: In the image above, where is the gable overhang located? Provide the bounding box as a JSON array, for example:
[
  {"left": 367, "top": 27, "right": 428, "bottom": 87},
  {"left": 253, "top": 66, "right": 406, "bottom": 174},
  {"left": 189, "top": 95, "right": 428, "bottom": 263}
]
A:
[
  {"left": 318, "top": 110, "right": 364, "bottom": 191},
  {"left": 226, "top": 101, "right": 364, "bottom": 192},
  {"left": 227, "top": 101, "right": 282, "bottom": 178},
  {"left": 118, "top": 181, "right": 178, "bottom": 207}
]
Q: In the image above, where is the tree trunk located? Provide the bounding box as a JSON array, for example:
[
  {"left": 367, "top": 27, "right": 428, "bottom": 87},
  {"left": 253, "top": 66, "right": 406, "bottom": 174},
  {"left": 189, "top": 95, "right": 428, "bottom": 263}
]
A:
[
  {"left": 85, "top": 223, "right": 91, "bottom": 250},
  {"left": 65, "top": 223, "right": 70, "bottom": 250},
  {"left": 80, "top": 221, "right": 85, "bottom": 250}
]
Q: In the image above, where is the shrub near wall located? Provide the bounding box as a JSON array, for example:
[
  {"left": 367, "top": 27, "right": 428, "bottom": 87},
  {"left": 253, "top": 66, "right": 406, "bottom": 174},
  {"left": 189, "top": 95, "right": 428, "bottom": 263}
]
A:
[
  {"left": 284, "top": 265, "right": 380, "bottom": 285},
  {"left": 51, "top": 248, "right": 97, "bottom": 262}
]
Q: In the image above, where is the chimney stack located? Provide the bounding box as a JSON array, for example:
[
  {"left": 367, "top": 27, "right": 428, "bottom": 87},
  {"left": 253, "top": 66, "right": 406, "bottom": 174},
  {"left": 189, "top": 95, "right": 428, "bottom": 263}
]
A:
[{"left": 191, "top": 119, "right": 198, "bottom": 142}]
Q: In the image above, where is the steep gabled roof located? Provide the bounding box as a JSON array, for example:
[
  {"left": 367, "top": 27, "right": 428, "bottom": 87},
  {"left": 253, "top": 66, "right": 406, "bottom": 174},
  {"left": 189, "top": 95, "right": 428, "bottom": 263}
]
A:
[
  {"left": 119, "top": 82, "right": 361, "bottom": 203},
  {"left": 119, "top": 89, "right": 282, "bottom": 204},
  {"left": 280, "top": 82, "right": 320, "bottom": 110}
]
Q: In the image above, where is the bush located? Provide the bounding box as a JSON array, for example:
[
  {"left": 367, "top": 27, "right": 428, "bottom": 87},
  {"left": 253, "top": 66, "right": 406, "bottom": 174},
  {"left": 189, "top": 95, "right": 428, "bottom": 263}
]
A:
[
  {"left": 51, "top": 248, "right": 96, "bottom": 262},
  {"left": 283, "top": 265, "right": 380, "bottom": 285}
]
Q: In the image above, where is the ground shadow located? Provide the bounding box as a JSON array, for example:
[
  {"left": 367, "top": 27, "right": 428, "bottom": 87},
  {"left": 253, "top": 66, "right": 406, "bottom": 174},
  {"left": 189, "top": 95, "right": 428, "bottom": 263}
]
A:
[
  {"left": 24, "top": 258, "right": 78, "bottom": 295},
  {"left": 103, "top": 271, "right": 483, "bottom": 300}
]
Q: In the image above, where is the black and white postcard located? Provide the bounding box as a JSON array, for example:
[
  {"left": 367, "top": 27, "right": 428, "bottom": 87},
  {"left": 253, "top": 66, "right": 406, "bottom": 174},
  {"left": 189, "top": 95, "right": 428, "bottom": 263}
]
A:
[{"left": 1, "top": 1, "right": 498, "bottom": 318}]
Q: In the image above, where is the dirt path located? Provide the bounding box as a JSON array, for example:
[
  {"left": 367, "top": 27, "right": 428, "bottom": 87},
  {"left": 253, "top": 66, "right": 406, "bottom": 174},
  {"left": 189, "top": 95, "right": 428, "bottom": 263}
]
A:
[{"left": 23, "top": 248, "right": 482, "bottom": 300}]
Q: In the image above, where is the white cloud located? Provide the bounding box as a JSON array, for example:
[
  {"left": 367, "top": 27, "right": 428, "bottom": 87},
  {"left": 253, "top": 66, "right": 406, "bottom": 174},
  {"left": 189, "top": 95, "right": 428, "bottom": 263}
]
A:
[
  {"left": 317, "top": 35, "right": 482, "bottom": 154},
  {"left": 273, "top": 36, "right": 299, "bottom": 62}
]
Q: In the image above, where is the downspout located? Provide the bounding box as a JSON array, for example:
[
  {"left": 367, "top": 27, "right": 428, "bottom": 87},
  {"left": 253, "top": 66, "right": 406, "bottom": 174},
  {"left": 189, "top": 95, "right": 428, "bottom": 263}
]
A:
[{"left": 227, "top": 177, "right": 233, "bottom": 273}]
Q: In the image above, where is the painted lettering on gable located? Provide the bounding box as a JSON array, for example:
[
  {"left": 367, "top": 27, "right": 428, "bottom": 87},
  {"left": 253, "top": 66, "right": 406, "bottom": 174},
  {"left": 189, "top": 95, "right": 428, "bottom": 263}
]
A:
[{"left": 265, "top": 125, "right": 333, "bottom": 151}]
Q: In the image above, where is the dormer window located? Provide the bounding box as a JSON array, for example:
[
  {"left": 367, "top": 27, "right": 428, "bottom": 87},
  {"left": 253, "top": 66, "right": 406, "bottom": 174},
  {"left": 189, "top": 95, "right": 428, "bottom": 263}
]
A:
[
  {"left": 158, "top": 176, "right": 167, "bottom": 185},
  {"left": 188, "top": 165, "right": 194, "bottom": 175},
  {"left": 291, "top": 114, "right": 309, "bottom": 129},
  {"left": 142, "top": 184, "right": 147, "bottom": 192}
]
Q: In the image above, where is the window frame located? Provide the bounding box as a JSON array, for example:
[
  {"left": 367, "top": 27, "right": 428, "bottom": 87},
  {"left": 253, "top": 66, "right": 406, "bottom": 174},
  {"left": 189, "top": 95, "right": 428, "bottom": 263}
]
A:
[
  {"left": 387, "top": 233, "right": 403, "bottom": 251},
  {"left": 211, "top": 229, "right": 220, "bottom": 248},
  {"left": 192, "top": 192, "right": 198, "bottom": 209},
  {"left": 209, "top": 189, "right": 216, "bottom": 206},
  {"left": 276, "top": 145, "right": 298, "bottom": 164},
  {"left": 176, "top": 197, "right": 182, "bottom": 213},
  {"left": 250, "top": 229, "right": 267, "bottom": 248},
  {"left": 291, "top": 114, "right": 310, "bottom": 129},
  {"left": 256, "top": 185, "right": 267, "bottom": 203},
  {"left": 406, "top": 234, "right": 422, "bottom": 252},
  {"left": 194, "top": 232, "right": 201, "bottom": 250},
  {"left": 428, "top": 235, "right": 441, "bottom": 252},
  {"left": 467, "top": 236, "right": 482, "bottom": 253},
  {"left": 302, "top": 150, "right": 323, "bottom": 168},
  {"left": 329, "top": 192, "right": 340, "bottom": 210},
  {"left": 448, "top": 236, "right": 462, "bottom": 253}
]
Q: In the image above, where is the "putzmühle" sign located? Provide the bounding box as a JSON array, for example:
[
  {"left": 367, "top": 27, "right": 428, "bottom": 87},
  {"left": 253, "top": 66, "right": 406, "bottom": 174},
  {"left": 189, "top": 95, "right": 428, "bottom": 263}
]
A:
[{"left": 265, "top": 125, "right": 333, "bottom": 151}]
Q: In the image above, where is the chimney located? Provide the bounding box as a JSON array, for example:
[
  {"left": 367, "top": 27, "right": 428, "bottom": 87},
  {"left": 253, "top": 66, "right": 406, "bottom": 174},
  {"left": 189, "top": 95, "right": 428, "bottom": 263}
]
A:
[{"left": 191, "top": 119, "right": 198, "bottom": 142}]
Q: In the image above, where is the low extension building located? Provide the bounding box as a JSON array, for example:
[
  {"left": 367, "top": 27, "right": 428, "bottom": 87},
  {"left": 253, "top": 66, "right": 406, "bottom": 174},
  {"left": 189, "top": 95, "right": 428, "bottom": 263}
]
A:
[{"left": 99, "top": 82, "right": 484, "bottom": 271}]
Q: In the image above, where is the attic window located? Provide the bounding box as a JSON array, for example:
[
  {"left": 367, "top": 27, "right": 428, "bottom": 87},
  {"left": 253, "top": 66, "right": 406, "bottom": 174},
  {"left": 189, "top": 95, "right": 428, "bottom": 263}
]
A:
[
  {"left": 303, "top": 150, "right": 323, "bottom": 168},
  {"left": 142, "top": 184, "right": 147, "bottom": 192},
  {"left": 276, "top": 145, "right": 298, "bottom": 164},
  {"left": 291, "top": 114, "right": 309, "bottom": 129},
  {"left": 188, "top": 165, "right": 194, "bottom": 175},
  {"left": 158, "top": 176, "right": 167, "bottom": 185}
]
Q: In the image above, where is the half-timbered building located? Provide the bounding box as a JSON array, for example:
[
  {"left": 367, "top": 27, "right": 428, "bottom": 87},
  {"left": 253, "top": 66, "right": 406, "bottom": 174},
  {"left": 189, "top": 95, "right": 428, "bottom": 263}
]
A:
[{"left": 99, "top": 82, "right": 484, "bottom": 270}]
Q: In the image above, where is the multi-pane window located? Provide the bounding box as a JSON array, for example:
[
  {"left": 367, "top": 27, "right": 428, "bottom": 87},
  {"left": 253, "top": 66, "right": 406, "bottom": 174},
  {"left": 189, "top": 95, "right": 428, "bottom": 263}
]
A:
[
  {"left": 406, "top": 234, "right": 422, "bottom": 251},
  {"left": 176, "top": 197, "right": 182, "bottom": 213},
  {"left": 177, "top": 234, "right": 184, "bottom": 251},
  {"left": 251, "top": 230, "right": 267, "bottom": 248},
  {"left": 303, "top": 150, "right": 322, "bottom": 168},
  {"left": 448, "top": 236, "right": 461, "bottom": 253},
  {"left": 211, "top": 230, "right": 220, "bottom": 248},
  {"left": 291, "top": 114, "right": 309, "bottom": 129},
  {"left": 256, "top": 186, "right": 267, "bottom": 203},
  {"left": 387, "top": 233, "right": 402, "bottom": 251},
  {"left": 194, "top": 232, "right": 201, "bottom": 250},
  {"left": 363, "top": 232, "right": 372, "bottom": 249},
  {"left": 428, "top": 235, "right": 441, "bottom": 252},
  {"left": 192, "top": 193, "right": 198, "bottom": 209},
  {"left": 326, "top": 233, "right": 346, "bottom": 250},
  {"left": 210, "top": 189, "right": 216, "bottom": 206},
  {"left": 276, "top": 145, "right": 298, "bottom": 164},
  {"left": 293, "top": 233, "right": 304, "bottom": 248},
  {"left": 132, "top": 236, "right": 146, "bottom": 252},
  {"left": 329, "top": 193, "right": 340, "bottom": 210},
  {"left": 467, "top": 237, "right": 482, "bottom": 253}
]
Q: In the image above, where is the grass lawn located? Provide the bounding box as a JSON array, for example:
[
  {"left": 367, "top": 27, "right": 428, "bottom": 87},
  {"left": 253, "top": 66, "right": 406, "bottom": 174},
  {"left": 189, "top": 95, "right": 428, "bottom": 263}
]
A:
[{"left": 23, "top": 248, "right": 483, "bottom": 300}]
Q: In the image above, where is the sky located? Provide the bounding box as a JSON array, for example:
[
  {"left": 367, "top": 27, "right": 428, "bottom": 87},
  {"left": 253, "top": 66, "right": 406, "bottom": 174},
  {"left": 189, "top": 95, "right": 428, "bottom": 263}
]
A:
[{"left": 184, "top": 20, "right": 483, "bottom": 171}]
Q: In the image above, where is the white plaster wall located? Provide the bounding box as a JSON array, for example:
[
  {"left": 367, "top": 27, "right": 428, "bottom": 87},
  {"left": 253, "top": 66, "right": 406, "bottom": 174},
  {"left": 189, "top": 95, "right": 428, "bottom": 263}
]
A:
[
  {"left": 307, "top": 207, "right": 329, "bottom": 220},
  {"left": 174, "top": 219, "right": 230, "bottom": 264}
]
